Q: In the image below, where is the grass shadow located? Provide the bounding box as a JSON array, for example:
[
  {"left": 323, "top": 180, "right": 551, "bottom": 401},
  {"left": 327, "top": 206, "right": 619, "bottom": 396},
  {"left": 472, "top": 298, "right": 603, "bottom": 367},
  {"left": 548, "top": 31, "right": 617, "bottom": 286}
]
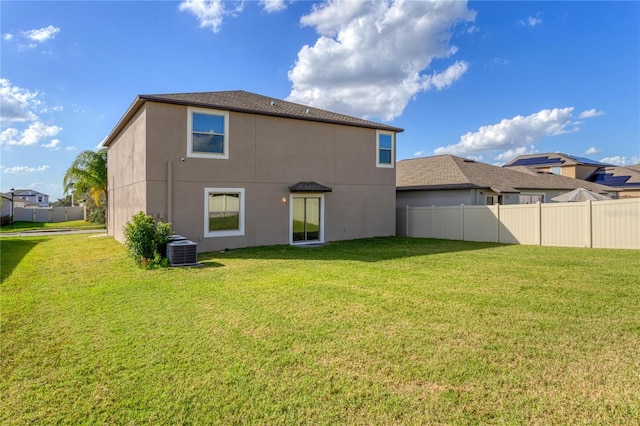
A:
[
  {"left": 0, "top": 238, "right": 48, "bottom": 282},
  {"left": 198, "top": 236, "right": 507, "bottom": 263},
  {"left": 0, "top": 221, "right": 46, "bottom": 233},
  {"left": 181, "top": 261, "right": 225, "bottom": 269}
]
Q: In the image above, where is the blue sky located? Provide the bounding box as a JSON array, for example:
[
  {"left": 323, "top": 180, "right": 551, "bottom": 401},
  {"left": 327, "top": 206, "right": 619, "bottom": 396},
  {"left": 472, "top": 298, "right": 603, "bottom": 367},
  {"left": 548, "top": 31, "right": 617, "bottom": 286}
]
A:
[{"left": 1, "top": 0, "right": 639, "bottom": 201}]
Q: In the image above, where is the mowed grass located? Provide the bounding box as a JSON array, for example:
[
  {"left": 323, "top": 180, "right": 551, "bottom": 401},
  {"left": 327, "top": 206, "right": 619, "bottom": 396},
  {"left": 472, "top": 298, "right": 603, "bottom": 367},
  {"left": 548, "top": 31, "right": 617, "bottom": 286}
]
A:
[
  {"left": 1, "top": 235, "right": 639, "bottom": 424},
  {"left": 0, "top": 220, "right": 105, "bottom": 233}
]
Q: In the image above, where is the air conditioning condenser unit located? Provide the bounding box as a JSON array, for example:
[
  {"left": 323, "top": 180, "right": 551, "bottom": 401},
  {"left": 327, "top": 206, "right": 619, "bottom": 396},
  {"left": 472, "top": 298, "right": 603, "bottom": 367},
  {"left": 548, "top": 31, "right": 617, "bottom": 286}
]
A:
[{"left": 166, "top": 240, "right": 197, "bottom": 266}]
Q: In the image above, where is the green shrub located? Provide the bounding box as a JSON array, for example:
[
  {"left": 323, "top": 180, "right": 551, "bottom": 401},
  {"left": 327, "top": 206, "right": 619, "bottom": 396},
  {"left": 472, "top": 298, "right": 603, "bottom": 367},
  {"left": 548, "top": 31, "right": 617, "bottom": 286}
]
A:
[
  {"left": 123, "top": 212, "right": 172, "bottom": 268},
  {"left": 1, "top": 215, "right": 12, "bottom": 226}
]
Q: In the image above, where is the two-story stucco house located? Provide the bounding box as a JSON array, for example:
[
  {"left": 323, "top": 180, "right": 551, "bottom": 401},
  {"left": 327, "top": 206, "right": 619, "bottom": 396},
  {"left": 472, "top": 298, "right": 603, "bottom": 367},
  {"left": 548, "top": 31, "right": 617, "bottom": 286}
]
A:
[
  {"left": 9, "top": 190, "right": 50, "bottom": 207},
  {"left": 103, "top": 90, "right": 403, "bottom": 252}
]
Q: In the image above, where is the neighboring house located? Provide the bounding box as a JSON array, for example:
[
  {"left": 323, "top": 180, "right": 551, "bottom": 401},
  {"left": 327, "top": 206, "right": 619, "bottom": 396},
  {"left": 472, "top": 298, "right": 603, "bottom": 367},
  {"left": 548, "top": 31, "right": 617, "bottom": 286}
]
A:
[
  {"left": 504, "top": 153, "right": 640, "bottom": 198},
  {"left": 0, "top": 193, "right": 39, "bottom": 217},
  {"left": 1, "top": 195, "right": 11, "bottom": 217},
  {"left": 584, "top": 166, "right": 640, "bottom": 199},
  {"left": 9, "top": 189, "right": 50, "bottom": 207},
  {"left": 103, "top": 90, "right": 403, "bottom": 252},
  {"left": 396, "top": 155, "right": 615, "bottom": 207}
]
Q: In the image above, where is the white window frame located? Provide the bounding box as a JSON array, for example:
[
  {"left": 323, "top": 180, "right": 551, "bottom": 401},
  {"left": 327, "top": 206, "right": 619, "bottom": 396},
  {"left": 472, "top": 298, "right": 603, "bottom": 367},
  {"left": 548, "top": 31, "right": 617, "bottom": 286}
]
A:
[
  {"left": 289, "top": 193, "right": 325, "bottom": 245},
  {"left": 204, "top": 187, "right": 245, "bottom": 238},
  {"left": 187, "top": 107, "right": 230, "bottom": 159},
  {"left": 376, "top": 130, "right": 395, "bottom": 168}
]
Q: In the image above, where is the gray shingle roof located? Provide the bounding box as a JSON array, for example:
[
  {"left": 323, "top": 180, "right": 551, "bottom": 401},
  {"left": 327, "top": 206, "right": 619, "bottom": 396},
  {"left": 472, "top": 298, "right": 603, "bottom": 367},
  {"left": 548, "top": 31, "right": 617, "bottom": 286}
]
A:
[
  {"left": 103, "top": 90, "right": 403, "bottom": 147},
  {"left": 504, "top": 152, "right": 612, "bottom": 167},
  {"left": 288, "top": 181, "right": 333, "bottom": 193},
  {"left": 397, "top": 155, "right": 615, "bottom": 194}
]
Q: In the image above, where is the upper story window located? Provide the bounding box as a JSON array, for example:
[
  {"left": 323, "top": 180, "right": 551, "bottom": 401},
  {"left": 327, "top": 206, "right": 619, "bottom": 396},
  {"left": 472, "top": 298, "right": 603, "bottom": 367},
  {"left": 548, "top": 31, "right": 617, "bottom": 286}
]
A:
[
  {"left": 550, "top": 166, "right": 561, "bottom": 175},
  {"left": 187, "top": 107, "right": 229, "bottom": 159},
  {"left": 376, "top": 130, "right": 395, "bottom": 168}
]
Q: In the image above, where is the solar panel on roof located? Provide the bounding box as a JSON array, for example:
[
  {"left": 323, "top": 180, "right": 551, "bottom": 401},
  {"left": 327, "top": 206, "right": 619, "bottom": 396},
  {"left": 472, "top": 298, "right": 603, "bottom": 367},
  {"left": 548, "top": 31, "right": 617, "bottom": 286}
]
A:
[
  {"left": 508, "top": 157, "right": 564, "bottom": 166},
  {"left": 565, "top": 155, "right": 613, "bottom": 166},
  {"left": 587, "top": 172, "right": 640, "bottom": 187}
]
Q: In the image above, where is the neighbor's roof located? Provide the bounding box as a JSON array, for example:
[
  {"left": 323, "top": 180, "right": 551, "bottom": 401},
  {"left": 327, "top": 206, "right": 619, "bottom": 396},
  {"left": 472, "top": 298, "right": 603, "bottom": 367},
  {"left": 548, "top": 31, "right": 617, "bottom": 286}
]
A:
[
  {"left": 586, "top": 166, "right": 640, "bottom": 188},
  {"left": 504, "top": 152, "right": 612, "bottom": 167},
  {"left": 396, "top": 155, "right": 615, "bottom": 194},
  {"left": 9, "top": 189, "right": 49, "bottom": 197},
  {"left": 103, "top": 90, "right": 403, "bottom": 147}
]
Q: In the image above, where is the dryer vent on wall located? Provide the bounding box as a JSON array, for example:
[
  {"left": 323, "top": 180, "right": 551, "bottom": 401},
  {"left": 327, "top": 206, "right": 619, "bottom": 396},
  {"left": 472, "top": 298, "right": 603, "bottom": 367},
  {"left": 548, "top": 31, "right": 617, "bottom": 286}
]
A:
[{"left": 166, "top": 240, "right": 197, "bottom": 266}]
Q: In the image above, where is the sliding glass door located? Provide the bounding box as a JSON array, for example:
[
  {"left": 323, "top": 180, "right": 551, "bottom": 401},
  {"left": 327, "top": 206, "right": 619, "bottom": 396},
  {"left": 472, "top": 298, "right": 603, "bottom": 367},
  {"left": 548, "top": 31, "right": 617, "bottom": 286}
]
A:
[{"left": 292, "top": 196, "right": 322, "bottom": 243}]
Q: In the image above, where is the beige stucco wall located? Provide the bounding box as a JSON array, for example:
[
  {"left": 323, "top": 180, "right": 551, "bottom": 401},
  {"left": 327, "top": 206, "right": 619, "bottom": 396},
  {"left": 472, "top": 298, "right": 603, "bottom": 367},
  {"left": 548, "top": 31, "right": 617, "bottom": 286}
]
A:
[
  {"left": 107, "top": 106, "right": 148, "bottom": 242},
  {"left": 108, "top": 101, "right": 397, "bottom": 252},
  {"left": 619, "top": 189, "right": 640, "bottom": 199}
]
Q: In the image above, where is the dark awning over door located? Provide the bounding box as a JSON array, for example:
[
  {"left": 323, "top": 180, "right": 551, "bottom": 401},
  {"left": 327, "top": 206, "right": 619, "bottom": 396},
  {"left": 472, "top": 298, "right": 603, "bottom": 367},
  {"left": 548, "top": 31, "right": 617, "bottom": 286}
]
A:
[{"left": 288, "top": 181, "right": 332, "bottom": 193}]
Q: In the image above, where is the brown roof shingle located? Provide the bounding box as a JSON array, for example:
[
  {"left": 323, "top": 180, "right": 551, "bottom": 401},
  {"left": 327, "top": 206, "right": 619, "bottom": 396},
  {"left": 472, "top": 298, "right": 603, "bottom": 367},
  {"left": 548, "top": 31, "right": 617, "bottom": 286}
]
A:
[
  {"left": 103, "top": 90, "right": 403, "bottom": 147},
  {"left": 397, "top": 155, "right": 615, "bottom": 194}
]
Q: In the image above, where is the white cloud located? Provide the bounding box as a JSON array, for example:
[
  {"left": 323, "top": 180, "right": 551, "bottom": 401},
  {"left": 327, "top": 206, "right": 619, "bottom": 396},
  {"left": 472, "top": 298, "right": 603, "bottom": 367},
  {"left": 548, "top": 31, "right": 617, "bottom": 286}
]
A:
[
  {"left": 600, "top": 156, "right": 640, "bottom": 166},
  {"left": 434, "top": 107, "right": 578, "bottom": 157},
  {"left": 494, "top": 146, "right": 538, "bottom": 163},
  {"left": 42, "top": 139, "right": 61, "bottom": 150},
  {"left": 518, "top": 13, "right": 542, "bottom": 28},
  {"left": 0, "top": 128, "right": 19, "bottom": 146},
  {"left": 0, "top": 121, "right": 62, "bottom": 146},
  {"left": 578, "top": 108, "right": 605, "bottom": 119},
  {"left": 490, "top": 57, "right": 510, "bottom": 66},
  {"left": 179, "top": 0, "right": 244, "bottom": 33},
  {"left": 22, "top": 25, "right": 60, "bottom": 43},
  {"left": 65, "top": 146, "right": 77, "bottom": 151},
  {"left": 3, "top": 33, "right": 13, "bottom": 41},
  {"left": 423, "top": 61, "right": 469, "bottom": 91},
  {"left": 0, "top": 79, "right": 40, "bottom": 124},
  {"left": 287, "top": 0, "right": 476, "bottom": 120},
  {"left": 413, "top": 150, "right": 425, "bottom": 157},
  {"left": 583, "top": 147, "right": 601, "bottom": 156},
  {"left": 3, "top": 165, "right": 50, "bottom": 174},
  {"left": 260, "top": 0, "right": 286, "bottom": 13}
]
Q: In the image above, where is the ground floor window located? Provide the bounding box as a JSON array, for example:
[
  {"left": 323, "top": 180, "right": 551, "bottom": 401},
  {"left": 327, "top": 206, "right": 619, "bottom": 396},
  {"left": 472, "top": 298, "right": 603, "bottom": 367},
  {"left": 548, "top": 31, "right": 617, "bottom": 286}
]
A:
[
  {"left": 486, "top": 195, "right": 502, "bottom": 205},
  {"left": 519, "top": 193, "right": 544, "bottom": 204},
  {"left": 204, "top": 187, "right": 244, "bottom": 237},
  {"left": 291, "top": 194, "right": 324, "bottom": 244}
]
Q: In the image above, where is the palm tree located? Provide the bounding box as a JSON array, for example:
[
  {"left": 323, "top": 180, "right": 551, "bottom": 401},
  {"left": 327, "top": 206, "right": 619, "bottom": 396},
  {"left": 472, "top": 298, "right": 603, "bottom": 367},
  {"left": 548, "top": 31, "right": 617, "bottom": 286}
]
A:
[{"left": 63, "top": 148, "right": 107, "bottom": 212}]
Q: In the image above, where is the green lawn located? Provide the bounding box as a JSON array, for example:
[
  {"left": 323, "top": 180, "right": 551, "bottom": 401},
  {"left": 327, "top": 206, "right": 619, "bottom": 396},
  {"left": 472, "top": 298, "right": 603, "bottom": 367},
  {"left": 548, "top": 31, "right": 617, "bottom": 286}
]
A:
[
  {"left": 0, "top": 220, "right": 105, "bottom": 233},
  {"left": 1, "top": 235, "right": 639, "bottom": 424}
]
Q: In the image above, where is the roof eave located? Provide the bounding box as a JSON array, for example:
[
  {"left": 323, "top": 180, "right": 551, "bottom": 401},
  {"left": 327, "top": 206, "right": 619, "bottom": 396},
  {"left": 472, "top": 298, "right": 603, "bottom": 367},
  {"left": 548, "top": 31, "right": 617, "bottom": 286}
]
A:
[
  {"left": 138, "top": 95, "right": 404, "bottom": 133},
  {"left": 102, "top": 96, "right": 146, "bottom": 148}
]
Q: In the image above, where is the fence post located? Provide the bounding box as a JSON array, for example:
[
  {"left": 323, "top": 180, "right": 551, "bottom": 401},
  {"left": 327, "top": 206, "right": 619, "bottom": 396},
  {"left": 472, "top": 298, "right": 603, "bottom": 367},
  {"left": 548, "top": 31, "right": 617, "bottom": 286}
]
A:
[
  {"left": 496, "top": 204, "right": 500, "bottom": 243},
  {"left": 585, "top": 199, "right": 592, "bottom": 248},
  {"left": 430, "top": 205, "right": 435, "bottom": 238},
  {"left": 405, "top": 205, "right": 410, "bottom": 237},
  {"left": 536, "top": 202, "right": 542, "bottom": 246},
  {"left": 460, "top": 204, "right": 465, "bottom": 241}
]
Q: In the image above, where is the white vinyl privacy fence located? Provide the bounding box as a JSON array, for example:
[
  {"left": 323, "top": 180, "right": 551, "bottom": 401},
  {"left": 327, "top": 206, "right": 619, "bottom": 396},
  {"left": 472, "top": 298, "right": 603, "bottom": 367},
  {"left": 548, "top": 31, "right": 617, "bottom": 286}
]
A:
[
  {"left": 396, "top": 198, "right": 640, "bottom": 249},
  {"left": 13, "top": 206, "right": 85, "bottom": 223}
]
